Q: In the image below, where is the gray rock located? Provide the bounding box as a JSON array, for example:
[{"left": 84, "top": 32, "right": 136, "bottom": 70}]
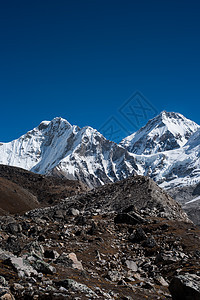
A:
[
  {"left": 142, "top": 237, "right": 157, "bottom": 248},
  {"left": 67, "top": 208, "right": 80, "bottom": 216},
  {"left": 0, "top": 288, "right": 15, "bottom": 300},
  {"left": 3, "top": 256, "right": 38, "bottom": 278},
  {"left": 129, "top": 228, "right": 147, "bottom": 243},
  {"left": 106, "top": 270, "right": 122, "bottom": 282},
  {"left": 55, "top": 252, "right": 83, "bottom": 270},
  {"left": 154, "top": 275, "right": 168, "bottom": 287},
  {"left": 31, "top": 259, "right": 56, "bottom": 274},
  {"left": 114, "top": 213, "right": 146, "bottom": 225},
  {"left": 5, "top": 223, "right": 21, "bottom": 235},
  {"left": 54, "top": 210, "right": 65, "bottom": 220},
  {"left": 56, "top": 279, "right": 98, "bottom": 297},
  {"left": 24, "top": 241, "right": 44, "bottom": 259},
  {"left": 0, "top": 277, "right": 7, "bottom": 287},
  {"left": 12, "top": 283, "right": 24, "bottom": 291},
  {"left": 155, "top": 252, "right": 179, "bottom": 264},
  {"left": 125, "top": 260, "right": 137, "bottom": 272},
  {"left": 169, "top": 273, "right": 200, "bottom": 300},
  {"left": 6, "top": 236, "right": 21, "bottom": 255}
]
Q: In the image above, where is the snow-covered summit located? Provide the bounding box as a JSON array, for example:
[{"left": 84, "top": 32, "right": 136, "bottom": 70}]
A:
[
  {"left": 0, "top": 112, "right": 200, "bottom": 190},
  {"left": 0, "top": 117, "right": 75, "bottom": 171},
  {"left": 120, "top": 111, "right": 199, "bottom": 155},
  {"left": 0, "top": 117, "right": 137, "bottom": 187}
]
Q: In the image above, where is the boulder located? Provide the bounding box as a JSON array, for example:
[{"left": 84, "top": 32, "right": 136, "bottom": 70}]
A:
[
  {"left": 44, "top": 249, "right": 59, "bottom": 260},
  {"left": 0, "top": 288, "right": 15, "bottom": 300},
  {"left": 31, "top": 259, "right": 56, "bottom": 275},
  {"left": 105, "top": 270, "right": 122, "bottom": 282},
  {"left": 4, "top": 256, "right": 38, "bottom": 278},
  {"left": 169, "top": 274, "right": 200, "bottom": 300},
  {"left": 125, "top": 260, "right": 137, "bottom": 272},
  {"left": 142, "top": 237, "right": 157, "bottom": 248},
  {"left": 6, "top": 237, "right": 21, "bottom": 255},
  {"left": 128, "top": 228, "right": 147, "bottom": 243},
  {"left": 114, "top": 213, "right": 146, "bottom": 225},
  {"left": 5, "top": 223, "right": 21, "bottom": 235},
  {"left": 67, "top": 208, "right": 80, "bottom": 216},
  {"left": 55, "top": 252, "right": 83, "bottom": 270},
  {"left": 55, "top": 279, "right": 97, "bottom": 297}
]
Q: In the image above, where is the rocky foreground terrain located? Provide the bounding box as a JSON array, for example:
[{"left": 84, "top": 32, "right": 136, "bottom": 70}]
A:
[{"left": 0, "top": 175, "right": 200, "bottom": 299}]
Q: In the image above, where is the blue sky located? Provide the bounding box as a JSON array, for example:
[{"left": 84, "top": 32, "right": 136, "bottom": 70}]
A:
[{"left": 0, "top": 0, "right": 200, "bottom": 142}]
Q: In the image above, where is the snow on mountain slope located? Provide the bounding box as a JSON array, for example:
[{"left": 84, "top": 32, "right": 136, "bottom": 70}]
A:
[
  {"left": 185, "top": 127, "right": 200, "bottom": 149},
  {"left": 134, "top": 127, "right": 200, "bottom": 190},
  {"left": 0, "top": 117, "right": 138, "bottom": 188},
  {"left": 120, "top": 111, "right": 199, "bottom": 155},
  {"left": 0, "top": 118, "right": 73, "bottom": 171},
  {"left": 0, "top": 112, "right": 199, "bottom": 190}
]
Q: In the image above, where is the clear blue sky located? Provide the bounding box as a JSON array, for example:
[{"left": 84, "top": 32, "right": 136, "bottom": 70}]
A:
[{"left": 0, "top": 0, "right": 200, "bottom": 142}]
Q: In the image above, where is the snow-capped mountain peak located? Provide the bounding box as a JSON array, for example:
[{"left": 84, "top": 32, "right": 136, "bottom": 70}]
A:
[
  {"left": 120, "top": 111, "right": 199, "bottom": 155},
  {"left": 0, "top": 112, "right": 200, "bottom": 191},
  {"left": 0, "top": 117, "right": 137, "bottom": 188}
]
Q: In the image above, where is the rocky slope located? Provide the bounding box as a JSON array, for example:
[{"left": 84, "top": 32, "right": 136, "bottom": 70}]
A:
[{"left": 0, "top": 175, "right": 199, "bottom": 299}]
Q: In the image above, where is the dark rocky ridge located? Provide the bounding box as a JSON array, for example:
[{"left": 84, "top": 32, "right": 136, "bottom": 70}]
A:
[{"left": 27, "top": 175, "right": 189, "bottom": 222}]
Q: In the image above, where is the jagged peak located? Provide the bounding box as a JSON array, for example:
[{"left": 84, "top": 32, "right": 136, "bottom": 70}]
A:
[
  {"left": 37, "top": 117, "right": 72, "bottom": 132},
  {"left": 120, "top": 111, "right": 199, "bottom": 155},
  {"left": 50, "top": 117, "right": 72, "bottom": 126},
  {"left": 147, "top": 111, "right": 188, "bottom": 125}
]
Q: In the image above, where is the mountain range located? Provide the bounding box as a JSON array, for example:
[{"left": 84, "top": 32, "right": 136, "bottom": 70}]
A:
[
  {"left": 0, "top": 111, "right": 199, "bottom": 192},
  {"left": 1, "top": 112, "right": 200, "bottom": 299}
]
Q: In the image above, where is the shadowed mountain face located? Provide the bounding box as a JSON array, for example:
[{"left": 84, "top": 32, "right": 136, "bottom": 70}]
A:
[{"left": 0, "top": 165, "right": 88, "bottom": 214}]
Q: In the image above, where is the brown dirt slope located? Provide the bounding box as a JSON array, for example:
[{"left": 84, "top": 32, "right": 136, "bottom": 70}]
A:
[
  {"left": 0, "top": 164, "right": 89, "bottom": 208},
  {"left": 0, "top": 177, "right": 39, "bottom": 214}
]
